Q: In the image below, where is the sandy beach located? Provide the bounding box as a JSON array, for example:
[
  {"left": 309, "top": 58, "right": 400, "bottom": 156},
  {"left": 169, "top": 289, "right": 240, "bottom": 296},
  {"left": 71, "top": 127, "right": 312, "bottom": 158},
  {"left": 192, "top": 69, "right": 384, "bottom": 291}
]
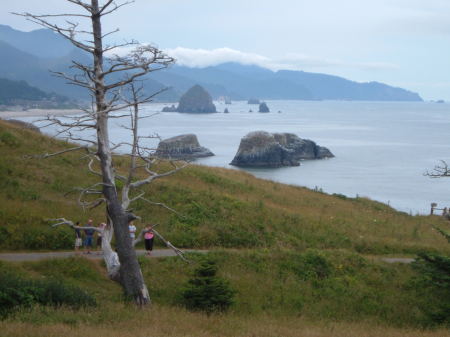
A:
[{"left": 0, "top": 108, "right": 83, "bottom": 119}]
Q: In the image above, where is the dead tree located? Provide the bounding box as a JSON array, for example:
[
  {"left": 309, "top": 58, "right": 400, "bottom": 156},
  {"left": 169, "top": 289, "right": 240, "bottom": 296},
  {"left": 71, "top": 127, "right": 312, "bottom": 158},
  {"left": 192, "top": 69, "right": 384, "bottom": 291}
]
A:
[
  {"left": 16, "top": 0, "right": 186, "bottom": 305},
  {"left": 425, "top": 160, "right": 450, "bottom": 179}
]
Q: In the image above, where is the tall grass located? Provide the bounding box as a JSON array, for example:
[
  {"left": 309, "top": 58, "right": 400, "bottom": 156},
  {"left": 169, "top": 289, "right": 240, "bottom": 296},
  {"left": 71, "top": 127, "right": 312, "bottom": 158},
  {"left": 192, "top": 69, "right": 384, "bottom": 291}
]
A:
[
  {"left": 1, "top": 251, "right": 449, "bottom": 335},
  {"left": 0, "top": 120, "right": 448, "bottom": 255}
]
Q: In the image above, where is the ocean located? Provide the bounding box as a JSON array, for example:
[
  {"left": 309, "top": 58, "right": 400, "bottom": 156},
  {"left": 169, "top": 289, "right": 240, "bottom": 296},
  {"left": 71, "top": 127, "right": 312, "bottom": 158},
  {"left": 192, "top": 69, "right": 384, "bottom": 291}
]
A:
[{"left": 26, "top": 100, "right": 450, "bottom": 214}]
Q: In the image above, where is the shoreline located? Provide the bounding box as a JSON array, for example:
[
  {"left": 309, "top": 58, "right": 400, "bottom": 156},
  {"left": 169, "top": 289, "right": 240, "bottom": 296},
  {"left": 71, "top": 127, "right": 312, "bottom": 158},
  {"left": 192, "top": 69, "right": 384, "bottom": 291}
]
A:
[{"left": 0, "top": 108, "right": 83, "bottom": 119}]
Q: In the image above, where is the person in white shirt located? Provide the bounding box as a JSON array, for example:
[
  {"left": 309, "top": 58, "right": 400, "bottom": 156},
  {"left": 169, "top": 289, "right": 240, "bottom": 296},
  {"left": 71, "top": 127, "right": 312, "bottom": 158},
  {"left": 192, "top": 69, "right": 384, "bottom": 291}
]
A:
[{"left": 128, "top": 222, "right": 137, "bottom": 240}]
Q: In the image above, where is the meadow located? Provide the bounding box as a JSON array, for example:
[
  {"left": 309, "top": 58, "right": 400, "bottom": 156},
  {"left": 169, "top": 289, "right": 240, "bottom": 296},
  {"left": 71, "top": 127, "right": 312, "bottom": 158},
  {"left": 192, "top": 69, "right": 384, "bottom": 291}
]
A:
[{"left": 0, "top": 120, "right": 449, "bottom": 336}]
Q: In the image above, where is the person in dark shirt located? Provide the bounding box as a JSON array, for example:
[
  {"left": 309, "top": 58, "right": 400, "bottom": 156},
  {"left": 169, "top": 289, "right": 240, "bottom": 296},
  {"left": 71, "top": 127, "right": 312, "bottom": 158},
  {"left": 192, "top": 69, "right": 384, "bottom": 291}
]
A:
[{"left": 84, "top": 219, "right": 95, "bottom": 254}]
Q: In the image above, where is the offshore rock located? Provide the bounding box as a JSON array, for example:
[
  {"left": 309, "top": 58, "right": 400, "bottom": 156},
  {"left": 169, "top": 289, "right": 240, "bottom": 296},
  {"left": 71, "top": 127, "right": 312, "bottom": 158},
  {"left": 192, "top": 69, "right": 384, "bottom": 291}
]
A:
[
  {"left": 258, "top": 102, "right": 270, "bottom": 113},
  {"left": 162, "top": 104, "right": 177, "bottom": 112},
  {"left": 230, "top": 131, "right": 333, "bottom": 167},
  {"left": 156, "top": 134, "right": 214, "bottom": 160},
  {"left": 176, "top": 85, "right": 216, "bottom": 113}
]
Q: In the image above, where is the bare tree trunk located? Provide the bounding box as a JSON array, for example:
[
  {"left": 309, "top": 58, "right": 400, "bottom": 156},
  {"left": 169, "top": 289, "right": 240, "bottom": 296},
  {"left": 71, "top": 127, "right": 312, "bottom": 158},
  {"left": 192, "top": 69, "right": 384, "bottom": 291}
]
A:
[
  {"left": 90, "top": 0, "right": 149, "bottom": 305},
  {"left": 18, "top": 0, "right": 180, "bottom": 306}
]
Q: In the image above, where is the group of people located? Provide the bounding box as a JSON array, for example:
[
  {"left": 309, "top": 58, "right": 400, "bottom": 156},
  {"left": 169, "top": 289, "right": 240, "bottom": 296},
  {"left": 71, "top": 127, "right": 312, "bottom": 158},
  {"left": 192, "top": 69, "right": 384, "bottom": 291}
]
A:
[{"left": 74, "top": 219, "right": 155, "bottom": 256}]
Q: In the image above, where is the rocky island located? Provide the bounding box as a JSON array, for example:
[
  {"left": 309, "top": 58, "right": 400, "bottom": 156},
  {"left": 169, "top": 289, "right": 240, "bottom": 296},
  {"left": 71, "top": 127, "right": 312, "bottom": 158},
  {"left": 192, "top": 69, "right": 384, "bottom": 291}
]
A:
[
  {"left": 258, "top": 102, "right": 270, "bottom": 113},
  {"left": 248, "top": 98, "right": 260, "bottom": 104},
  {"left": 230, "top": 131, "right": 333, "bottom": 167},
  {"left": 176, "top": 85, "right": 217, "bottom": 113},
  {"left": 155, "top": 134, "right": 214, "bottom": 160},
  {"left": 162, "top": 104, "right": 177, "bottom": 112}
]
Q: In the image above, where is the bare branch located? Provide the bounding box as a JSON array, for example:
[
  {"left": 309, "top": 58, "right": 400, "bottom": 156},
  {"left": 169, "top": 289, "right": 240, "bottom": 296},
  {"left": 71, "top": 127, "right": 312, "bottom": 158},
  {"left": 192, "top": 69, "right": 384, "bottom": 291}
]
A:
[
  {"left": 13, "top": 13, "right": 95, "bottom": 53},
  {"left": 153, "top": 228, "right": 190, "bottom": 262},
  {"left": 29, "top": 146, "right": 89, "bottom": 159},
  {"left": 136, "top": 196, "right": 186, "bottom": 218},
  {"left": 129, "top": 161, "right": 188, "bottom": 189},
  {"left": 100, "top": 0, "right": 134, "bottom": 16},
  {"left": 48, "top": 218, "right": 102, "bottom": 233},
  {"left": 425, "top": 160, "right": 450, "bottom": 178}
]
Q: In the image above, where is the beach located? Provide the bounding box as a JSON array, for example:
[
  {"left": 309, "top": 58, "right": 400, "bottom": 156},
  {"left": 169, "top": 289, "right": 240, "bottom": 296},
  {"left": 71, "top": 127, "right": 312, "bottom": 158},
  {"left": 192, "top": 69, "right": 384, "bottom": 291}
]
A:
[{"left": 0, "top": 108, "right": 82, "bottom": 119}]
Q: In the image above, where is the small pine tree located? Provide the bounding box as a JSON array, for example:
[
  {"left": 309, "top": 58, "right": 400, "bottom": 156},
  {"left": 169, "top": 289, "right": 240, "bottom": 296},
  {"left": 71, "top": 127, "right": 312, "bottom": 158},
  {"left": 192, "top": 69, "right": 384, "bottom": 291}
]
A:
[
  {"left": 180, "top": 259, "right": 235, "bottom": 314},
  {"left": 413, "top": 226, "right": 450, "bottom": 325}
]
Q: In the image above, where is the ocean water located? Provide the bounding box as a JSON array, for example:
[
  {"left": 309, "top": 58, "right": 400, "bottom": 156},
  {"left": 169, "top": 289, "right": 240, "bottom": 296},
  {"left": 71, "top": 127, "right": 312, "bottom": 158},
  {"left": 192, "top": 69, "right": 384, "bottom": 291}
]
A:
[{"left": 25, "top": 100, "right": 450, "bottom": 214}]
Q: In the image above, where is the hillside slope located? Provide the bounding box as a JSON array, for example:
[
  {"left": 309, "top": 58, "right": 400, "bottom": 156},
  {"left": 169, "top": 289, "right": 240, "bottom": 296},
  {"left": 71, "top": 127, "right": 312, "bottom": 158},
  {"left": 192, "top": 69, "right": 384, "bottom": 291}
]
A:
[
  {"left": 0, "top": 25, "right": 423, "bottom": 102},
  {"left": 0, "top": 120, "right": 447, "bottom": 254}
]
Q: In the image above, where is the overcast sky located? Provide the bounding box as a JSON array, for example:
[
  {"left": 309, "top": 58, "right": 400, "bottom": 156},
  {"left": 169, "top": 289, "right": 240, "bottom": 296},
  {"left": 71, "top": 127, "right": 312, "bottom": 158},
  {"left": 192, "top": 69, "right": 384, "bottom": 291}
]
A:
[{"left": 2, "top": 0, "right": 450, "bottom": 100}]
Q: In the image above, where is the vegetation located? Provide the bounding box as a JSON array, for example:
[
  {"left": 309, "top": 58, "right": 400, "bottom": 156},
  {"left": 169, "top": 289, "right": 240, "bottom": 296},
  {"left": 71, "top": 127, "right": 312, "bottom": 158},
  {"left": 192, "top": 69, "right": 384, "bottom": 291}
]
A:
[
  {"left": 180, "top": 258, "right": 235, "bottom": 313},
  {"left": 0, "top": 120, "right": 448, "bottom": 256},
  {"left": 0, "top": 78, "right": 73, "bottom": 109},
  {"left": 0, "top": 120, "right": 450, "bottom": 334},
  {"left": 412, "top": 227, "right": 450, "bottom": 325},
  {"left": 0, "top": 266, "right": 96, "bottom": 317},
  {"left": 0, "top": 251, "right": 450, "bottom": 336}
]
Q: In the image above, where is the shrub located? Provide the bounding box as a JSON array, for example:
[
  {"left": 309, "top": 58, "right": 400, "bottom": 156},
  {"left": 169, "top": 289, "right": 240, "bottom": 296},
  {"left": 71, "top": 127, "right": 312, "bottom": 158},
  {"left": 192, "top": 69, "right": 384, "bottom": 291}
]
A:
[
  {"left": 413, "top": 252, "right": 450, "bottom": 325},
  {"left": 412, "top": 226, "right": 450, "bottom": 326},
  {"left": 0, "top": 131, "right": 20, "bottom": 147},
  {"left": 0, "top": 272, "right": 96, "bottom": 317},
  {"left": 180, "top": 259, "right": 235, "bottom": 314}
]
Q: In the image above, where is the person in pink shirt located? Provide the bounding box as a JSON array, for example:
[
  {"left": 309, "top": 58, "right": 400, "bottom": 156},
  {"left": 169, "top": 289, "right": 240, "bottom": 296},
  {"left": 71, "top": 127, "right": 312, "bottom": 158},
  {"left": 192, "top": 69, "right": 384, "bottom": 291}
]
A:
[{"left": 144, "top": 225, "right": 155, "bottom": 256}]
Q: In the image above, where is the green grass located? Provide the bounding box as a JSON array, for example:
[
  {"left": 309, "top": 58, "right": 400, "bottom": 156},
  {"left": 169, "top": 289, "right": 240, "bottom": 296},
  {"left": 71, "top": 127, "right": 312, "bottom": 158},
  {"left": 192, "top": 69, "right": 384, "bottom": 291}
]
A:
[
  {"left": 1, "top": 119, "right": 449, "bottom": 335},
  {"left": 0, "top": 251, "right": 443, "bottom": 328},
  {"left": 0, "top": 120, "right": 448, "bottom": 255}
]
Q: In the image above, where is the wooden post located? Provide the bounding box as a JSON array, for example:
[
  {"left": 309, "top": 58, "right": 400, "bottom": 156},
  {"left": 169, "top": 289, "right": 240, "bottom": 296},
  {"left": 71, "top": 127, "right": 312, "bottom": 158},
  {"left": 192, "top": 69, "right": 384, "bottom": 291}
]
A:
[{"left": 431, "top": 202, "right": 437, "bottom": 215}]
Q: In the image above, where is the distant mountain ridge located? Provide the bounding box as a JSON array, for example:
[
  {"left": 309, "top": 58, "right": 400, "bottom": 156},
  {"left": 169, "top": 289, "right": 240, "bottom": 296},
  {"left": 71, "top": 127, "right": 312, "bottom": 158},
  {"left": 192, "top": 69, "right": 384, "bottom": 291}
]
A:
[
  {"left": 0, "top": 77, "right": 73, "bottom": 109},
  {"left": 0, "top": 25, "right": 422, "bottom": 102}
]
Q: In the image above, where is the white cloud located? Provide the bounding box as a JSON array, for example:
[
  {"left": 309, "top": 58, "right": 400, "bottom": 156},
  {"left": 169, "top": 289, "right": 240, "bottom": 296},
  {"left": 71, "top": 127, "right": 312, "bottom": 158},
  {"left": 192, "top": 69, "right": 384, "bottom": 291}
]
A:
[
  {"left": 107, "top": 45, "right": 399, "bottom": 72},
  {"left": 165, "top": 47, "right": 399, "bottom": 72},
  {"left": 165, "top": 47, "right": 273, "bottom": 69}
]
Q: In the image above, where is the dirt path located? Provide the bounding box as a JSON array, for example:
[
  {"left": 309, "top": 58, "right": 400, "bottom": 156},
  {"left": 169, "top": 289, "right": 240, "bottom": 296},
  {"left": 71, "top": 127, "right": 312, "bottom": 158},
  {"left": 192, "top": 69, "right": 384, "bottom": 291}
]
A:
[
  {"left": 380, "top": 257, "right": 415, "bottom": 264},
  {"left": 0, "top": 249, "right": 202, "bottom": 262},
  {"left": 0, "top": 250, "right": 414, "bottom": 263}
]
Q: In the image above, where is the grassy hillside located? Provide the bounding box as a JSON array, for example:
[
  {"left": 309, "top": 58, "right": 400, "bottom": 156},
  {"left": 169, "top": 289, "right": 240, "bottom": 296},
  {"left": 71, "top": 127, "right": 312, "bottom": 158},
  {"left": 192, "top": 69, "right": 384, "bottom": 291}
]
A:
[
  {"left": 1, "top": 120, "right": 450, "bottom": 334},
  {"left": 0, "top": 119, "right": 449, "bottom": 255},
  {"left": 0, "top": 252, "right": 449, "bottom": 336}
]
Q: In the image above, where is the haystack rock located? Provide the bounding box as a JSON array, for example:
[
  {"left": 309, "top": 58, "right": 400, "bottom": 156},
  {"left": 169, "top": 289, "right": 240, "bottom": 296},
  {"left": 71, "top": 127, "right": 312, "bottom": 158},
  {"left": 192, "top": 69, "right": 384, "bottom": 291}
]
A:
[
  {"left": 176, "top": 85, "right": 216, "bottom": 113},
  {"left": 258, "top": 102, "right": 270, "bottom": 113},
  {"left": 156, "top": 134, "right": 214, "bottom": 160},
  {"left": 230, "top": 131, "right": 333, "bottom": 168}
]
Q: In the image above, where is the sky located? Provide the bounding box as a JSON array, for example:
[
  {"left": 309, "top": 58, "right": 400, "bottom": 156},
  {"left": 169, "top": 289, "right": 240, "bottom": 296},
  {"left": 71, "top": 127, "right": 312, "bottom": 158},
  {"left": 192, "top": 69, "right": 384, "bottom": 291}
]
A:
[{"left": 2, "top": 0, "right": 450, "bottom": 100}]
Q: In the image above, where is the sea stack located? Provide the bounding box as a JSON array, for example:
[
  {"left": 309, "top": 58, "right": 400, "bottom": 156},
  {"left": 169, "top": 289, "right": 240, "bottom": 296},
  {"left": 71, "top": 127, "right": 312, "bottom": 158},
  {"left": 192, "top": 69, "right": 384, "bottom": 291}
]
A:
[
  {"left": 156, "top": 134, "right": 214, "bottom": 160},
  {"left": 176, "top": 85, "right": 216, "bottom": 113},
  {"left": 230, "top": 131, "right": 333, "bottom": 168},
  {"left": 162, "top": 104, "right": 177, "bottom": 112},
  {"left": 258, "top": 102, "right": 270, "bottom": 113}
]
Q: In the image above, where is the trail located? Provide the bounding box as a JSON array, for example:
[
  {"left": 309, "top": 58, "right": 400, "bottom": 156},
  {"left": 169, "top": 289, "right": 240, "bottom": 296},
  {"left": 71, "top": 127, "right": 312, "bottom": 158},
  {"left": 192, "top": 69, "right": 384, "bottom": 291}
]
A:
[
  {"left": 0, "top": 249, "right": 203, "bottom": 262},
  {"left": 0, "top": 250, "right": 414, "bottom": 264}
]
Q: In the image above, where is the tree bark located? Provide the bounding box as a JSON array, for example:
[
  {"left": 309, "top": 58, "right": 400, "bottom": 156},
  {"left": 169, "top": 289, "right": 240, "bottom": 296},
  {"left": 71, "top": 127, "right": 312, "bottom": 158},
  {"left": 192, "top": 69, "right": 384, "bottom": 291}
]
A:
[{"left": 90, "top": 0, "right": 150, "bottom": 305}]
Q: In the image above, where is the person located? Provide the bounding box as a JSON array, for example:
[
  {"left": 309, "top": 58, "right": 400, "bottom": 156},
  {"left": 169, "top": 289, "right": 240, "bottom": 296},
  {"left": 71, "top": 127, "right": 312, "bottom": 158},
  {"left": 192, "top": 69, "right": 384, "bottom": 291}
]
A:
[
  {"left": 84, "top": 219, "right": 95, "bottom": 254},
  {"left": 144, "top": 225, "right": 155, "bottom": 256},
  {"left": 74, "top": 221, "right": 82, "bottom": 255},
  {"left": 128, "top": 221, "right": 137, "bottom": 240},
  {"left": 96, "top": 222, "right": 106, "bottom": 253}
]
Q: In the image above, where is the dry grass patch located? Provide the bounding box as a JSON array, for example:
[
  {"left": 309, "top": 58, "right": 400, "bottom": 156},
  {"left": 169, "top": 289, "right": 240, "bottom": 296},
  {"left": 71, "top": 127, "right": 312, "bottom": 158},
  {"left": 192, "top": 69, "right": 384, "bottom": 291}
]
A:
[{"left": 1, "top": 306, "right": 449, "bottom": 337}]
